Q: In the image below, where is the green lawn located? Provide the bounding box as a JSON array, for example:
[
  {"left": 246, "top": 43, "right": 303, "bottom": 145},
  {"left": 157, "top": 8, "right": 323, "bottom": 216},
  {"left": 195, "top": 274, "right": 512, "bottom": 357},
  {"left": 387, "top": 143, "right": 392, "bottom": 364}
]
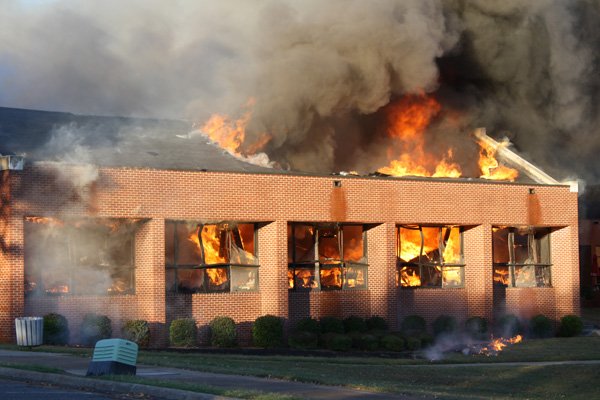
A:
[{"left": 2, "top": 337, "right": 600, "bottom": 399}]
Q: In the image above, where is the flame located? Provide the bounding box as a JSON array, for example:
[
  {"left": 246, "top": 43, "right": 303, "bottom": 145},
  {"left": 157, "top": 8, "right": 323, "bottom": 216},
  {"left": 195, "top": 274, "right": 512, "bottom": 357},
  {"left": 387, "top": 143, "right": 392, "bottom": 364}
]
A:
[
  {"left": 494, "top": 268, "right": 510, "bottom": 285},
  {"left": 25, "top": 216, "right": 64, "bottom": 226},
  {"left": 320, "top": 267, "right": 342, "bottom": 287},
  {"left": 478, "top": 335, "right": 523, "bottom": 356},
  {"left": 201, "top": 225, "right": 227, "bottom": 264},
  {"left": 206, "top": 268, "right": 228, "bottom": 287},
  {"left": 377, "top": 94, "right": 462, "bottom": 178},
  {"left": 295, "top": 269, "right": 319, "bottom": 289},
  {"left": 399, "top": 266, "right": 421, "bottom": 287},
  {"left": 478, "top": 139, "right": 519, "bottom": 181},
  {"left": 200, "top": 99, "right": 271, "bottom": 157}
]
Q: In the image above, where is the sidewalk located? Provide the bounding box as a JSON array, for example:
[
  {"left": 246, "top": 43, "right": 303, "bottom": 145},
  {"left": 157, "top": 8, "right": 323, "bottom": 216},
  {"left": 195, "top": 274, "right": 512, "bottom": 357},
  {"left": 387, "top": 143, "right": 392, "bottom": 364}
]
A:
[{"left": 0, "top": 349, "right": 413, "bottom": 400}]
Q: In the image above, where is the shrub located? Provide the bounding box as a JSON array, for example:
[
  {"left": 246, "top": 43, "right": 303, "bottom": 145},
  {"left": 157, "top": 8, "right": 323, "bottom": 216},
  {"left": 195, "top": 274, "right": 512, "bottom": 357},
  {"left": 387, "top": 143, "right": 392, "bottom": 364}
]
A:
[
  {"left": 43, "top": 313, "right": 69, "bottom": 345},
  {"left": 495, "top": 314, "right": 523, "bottom": 337},
  {"left": 80, "top": 313, "right": 112, "bottom": 346},
  {"left": 419, "top": 333, "right": 435, "bottom": 348},
  {"left": 557, "top": 314, "right": 583, "bottom": 337},
  {"left": 401, "top": 315, "right": 427, "bottom": 336},
  {"left": 381, "top": 335, "right": 404, "bottom": 352},
  {"left": 530, "top": 314, "right": 554, "bottom": 338},
  {"left": 122, "top": 319, "right": 150, "bottom": 347},
  {"left": 253, "top": 315, "right": 284, "bottom": 348},
  {"left": 288, "top": 331, "right": 318, "bottom": 349},
  {"left": 343, "top": 316, "right": 367, "bottom": 333},
  {"left": 405, "top": 336, "right": 421, "bottom": 351},
  {"left": 294, "top": 317, "right": 320, "bottom": 334},
  {"left": 326, "top": 333, "right": 352, "bottom": 351},
  {"left": 366, "top": 316, "right": 388, "bottom": 331},
  {"left": 209, "top": 316, "right": 237, "bottom": 348},
  {"left": 464, "top": 316, "right": 488, "bottom": 339},
  {"left": 320, "top": 317, "right": 344, "bottom": 334},
  {"left": 351, "top": 333, "right": 379, "bottom": 351},
  {"left": 169, "top": 318, "right": 197, "bottom": 347},
  {"left": 432, "top": 315, "right": 457, "bottom": 337}
]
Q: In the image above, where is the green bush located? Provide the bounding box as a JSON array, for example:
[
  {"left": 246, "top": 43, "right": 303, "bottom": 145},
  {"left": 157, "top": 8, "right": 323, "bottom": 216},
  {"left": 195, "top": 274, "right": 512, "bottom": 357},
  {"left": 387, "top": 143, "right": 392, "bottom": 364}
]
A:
[
  {"left": 366, "top": 316, "right": 388, "bottom": 331},
  {"left": 530, "top": 314, "right": 554, "bottom": 338},
  {"left": 80, "top": 313, "right": 112, "bottom": 346},
  {"left": 420, "top": 333, "right": 435, "bottom": 348},
  {"left": 122, "top": 319, "right": 150, "bottom": 347},
  {"left": 432, "top": 315, "right": 457, "bottom": 337},
  {"left": 169, "top": 318, "right": 197, "bottom": 347},
  {"left": 401, "top": 315, "right": 427, "bottom": 336},
  {"left": 381, "top": 335, "right": 404, "bottom": 352},
  {"left": 253, "top": 315, "right": 284, "bottom": 348},
  {"left": 209, "top": 316, "right": 237, "bottom": 348},
  {"left": 288, "top": 331, "right": 318, "bottom": 349},
  {"left": 464, "top": 316, "right": 488, "bottom": 339},
  {"left": 495, "top": 314, "right": 523, "bottom": 337},
  {"left": 405, "top": 336, "right": 421, "bottom": 351},
  {"left": 325, "top": 333, "right": 352, "bottom": 351},
  {"left": 557, "top": 314, "right": 583, "bottom": 337},
  {"left": 43, "top": 313, "right": 69, "bottom": 345},
  {"left": 343, "top": 316, "right": 367, "bottom": 333},
  {"left": 320, "top": 316, "right": 344, "bottom": 334},
  {"left": 294, "top": 317, "right": 320, "bottom": 334},
  {"left": 350, "top": 333, "right": 379, "bottom": 350}
]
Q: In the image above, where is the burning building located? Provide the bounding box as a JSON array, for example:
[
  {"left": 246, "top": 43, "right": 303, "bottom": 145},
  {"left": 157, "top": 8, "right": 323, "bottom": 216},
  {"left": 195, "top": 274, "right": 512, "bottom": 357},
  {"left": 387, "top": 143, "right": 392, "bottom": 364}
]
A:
[{"left": 0, "top": 107, "right": 580, "bottom": 346}]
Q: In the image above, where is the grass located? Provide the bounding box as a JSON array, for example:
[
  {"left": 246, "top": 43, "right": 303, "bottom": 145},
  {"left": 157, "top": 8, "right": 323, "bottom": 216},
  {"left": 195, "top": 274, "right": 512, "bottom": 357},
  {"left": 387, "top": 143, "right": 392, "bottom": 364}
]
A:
[{"left": 2, "top": 337, "right": 600, "bottom": 399}]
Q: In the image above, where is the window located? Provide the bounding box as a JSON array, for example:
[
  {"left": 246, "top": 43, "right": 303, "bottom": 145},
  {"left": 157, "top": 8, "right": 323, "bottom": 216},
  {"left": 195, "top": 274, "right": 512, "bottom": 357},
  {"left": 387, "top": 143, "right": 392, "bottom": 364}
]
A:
[
  {"left": 492, "top": 226, "right": 551, "bottom": 287},
  {"left": 165, "top": 221, "right": 259, "bottom": 293},
  {"left": 288, "top": 223, "right": 368, "bottom": 290},
  {"left": 24, "top": 217, "right": 137, "bottom": 296},
  {"left": 396, "top": 225, "right": 464, "bottom": 288}
]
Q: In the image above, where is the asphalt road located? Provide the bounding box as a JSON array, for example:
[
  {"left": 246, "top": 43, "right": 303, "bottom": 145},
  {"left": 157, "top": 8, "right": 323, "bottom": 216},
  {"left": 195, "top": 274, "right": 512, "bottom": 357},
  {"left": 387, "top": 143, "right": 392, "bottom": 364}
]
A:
[{"left": 0, "top": 378, "right": 151, "bottom": 400}]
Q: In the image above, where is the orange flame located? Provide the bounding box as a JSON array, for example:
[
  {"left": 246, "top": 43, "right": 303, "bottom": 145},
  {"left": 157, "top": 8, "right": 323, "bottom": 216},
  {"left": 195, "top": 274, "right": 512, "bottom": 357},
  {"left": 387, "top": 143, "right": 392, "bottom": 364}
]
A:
[
  {"left": 478, "top": 139, "right": 519, "bottom": 181},
  {"left": 478, "top": 335, "right": 523, "bottom": 356},
  {"left": 399, "top": 266, "right": 421, "bottom": 287},
  {"left": 201, "top": 225, "right": 227, "bottom": 265}
]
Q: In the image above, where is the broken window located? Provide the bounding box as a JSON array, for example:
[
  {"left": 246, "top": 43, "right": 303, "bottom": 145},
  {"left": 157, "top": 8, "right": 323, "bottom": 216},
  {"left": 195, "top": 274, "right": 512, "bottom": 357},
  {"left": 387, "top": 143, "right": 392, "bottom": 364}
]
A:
[
  {"left": 492, "top": 226, "right": 551, "bottom": 287},
  {"left": 24, "top": 217, "right": 137, "bottom": 296},
  {"left": 165, "top": 221, "right": 259, "bottom": 293},
  {"left": 396, "top": 225, "right": 464, "bottom": 288},
  {"left": 287, "top": 223, "right": 368, "bottom": 291}
]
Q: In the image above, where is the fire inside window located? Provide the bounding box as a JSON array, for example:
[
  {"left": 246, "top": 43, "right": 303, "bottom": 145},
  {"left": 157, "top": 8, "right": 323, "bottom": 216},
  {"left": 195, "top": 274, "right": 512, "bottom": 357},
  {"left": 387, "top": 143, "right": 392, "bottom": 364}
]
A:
[
  {"left": 287, "top": 223, "right": 368, "bottom": 290},
  {"left": 492, "top": 226, "right": 552, "bottom": 287},
  {"left": 165, "top": 221, "right": 259, "bottom": 293},
  {"left": 396, "top": 225, "right": 464, "bottom": 288},
  {"left": 24, "top": 217, "right": 137, "bottom": 296}
]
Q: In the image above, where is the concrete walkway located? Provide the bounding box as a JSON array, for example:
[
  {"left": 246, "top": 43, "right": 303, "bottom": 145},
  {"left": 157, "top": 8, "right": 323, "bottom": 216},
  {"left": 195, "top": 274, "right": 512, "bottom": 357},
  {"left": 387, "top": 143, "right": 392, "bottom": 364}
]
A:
[{"left": 0, "top": 349, "right": 414, "bottom": 400}]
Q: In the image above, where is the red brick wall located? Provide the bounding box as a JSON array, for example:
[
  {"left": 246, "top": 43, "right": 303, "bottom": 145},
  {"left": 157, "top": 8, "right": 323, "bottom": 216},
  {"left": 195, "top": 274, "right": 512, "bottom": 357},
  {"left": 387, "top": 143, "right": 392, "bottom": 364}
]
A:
[{"left": 0, "top": 165, "right": 579, "bottom": 344}]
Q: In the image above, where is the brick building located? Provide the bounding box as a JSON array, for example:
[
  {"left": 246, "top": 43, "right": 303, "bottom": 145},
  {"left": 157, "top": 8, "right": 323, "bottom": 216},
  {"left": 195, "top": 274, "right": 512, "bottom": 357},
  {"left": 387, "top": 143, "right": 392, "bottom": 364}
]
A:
[{"left": 0, "top": 108, "right": 580, "bottom": 346}]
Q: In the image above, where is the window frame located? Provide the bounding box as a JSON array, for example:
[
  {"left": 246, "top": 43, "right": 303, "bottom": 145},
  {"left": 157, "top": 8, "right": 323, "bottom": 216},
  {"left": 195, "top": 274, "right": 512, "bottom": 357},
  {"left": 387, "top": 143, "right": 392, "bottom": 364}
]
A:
[
  {"left": 492, "top": 226, "right": 552, "bottom": 288},
  {"left": 165, "top": 221, "right": 260, "bottom": 294},
  {"left": 396, "top": 225, "right": 465, "bottom": 289},
  {"left": 287, "top": 223, "right": 369, "bottom": 291}
]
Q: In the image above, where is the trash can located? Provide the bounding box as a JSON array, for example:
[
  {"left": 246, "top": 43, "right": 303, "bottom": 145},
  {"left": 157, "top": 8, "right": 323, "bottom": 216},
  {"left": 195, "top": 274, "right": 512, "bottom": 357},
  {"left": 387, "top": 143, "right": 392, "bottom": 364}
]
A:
[
  {"left": 86, "top": 338, "right": 138, "bottom": 376},
  {"left": 15, "top": 317, "right": 44, "bottom": 347}
]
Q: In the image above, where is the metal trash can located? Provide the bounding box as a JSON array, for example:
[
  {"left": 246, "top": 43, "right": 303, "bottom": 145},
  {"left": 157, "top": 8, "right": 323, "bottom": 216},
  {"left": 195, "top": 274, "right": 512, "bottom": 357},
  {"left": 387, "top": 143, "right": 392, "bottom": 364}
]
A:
[
  {"left": 15, "top": 317, "right": 44, "bottom": 347},
  {"left": 86, "top": 338, "right": 138, "bottom": 376}
]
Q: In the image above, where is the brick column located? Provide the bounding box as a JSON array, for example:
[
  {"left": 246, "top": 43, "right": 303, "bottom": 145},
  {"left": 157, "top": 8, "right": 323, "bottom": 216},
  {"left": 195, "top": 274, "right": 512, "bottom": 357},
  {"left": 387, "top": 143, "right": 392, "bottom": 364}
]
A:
[
  {"left": 553, "top": 225, "right": 581, "bottom": 318},
  {"left": 367, "top": 222, "right": 398, "bottom": 329},
  {"left": 259, "top": 220, "right": 288, "bottom": 318},
  {"left": 464, "top": 224, "right": 493, "bottom": 321}
]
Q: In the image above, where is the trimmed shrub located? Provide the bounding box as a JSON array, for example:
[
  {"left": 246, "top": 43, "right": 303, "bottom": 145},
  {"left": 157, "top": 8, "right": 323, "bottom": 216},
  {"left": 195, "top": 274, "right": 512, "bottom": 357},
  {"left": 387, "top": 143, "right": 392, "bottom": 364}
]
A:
[
  {"left": 557, "top": 314, "right": 583, "bottom": 337},
  {"left": 405, "top": 336, "right": 421, "bottom": 351},
  {"left": 343, "top": 316, "right": 367, "bottom": 333},
  {"left": 294, "top": 317, "right": 320, "bottom": 334},
  {"left": 464, "top": 316, "right": 488, "bottom": 339},
  {"left": 351, "top": 333, "right": 379, "bottom": 351},
  {"left": 381, "top": 335, "right": 404, "bottom": 352},
  {"left": 326, "top": 333, "right": 352, "bottom": 351},
  {"left": 495, "top": 314, "right": 523, "bottom": 337},
  {"left": 366, "top": 316, "right": 388, "bottom": 331},
  {"left": 320, "top": 317, "right": 344, "bottom": 334},
  {"left": 169, "top": 318, "right": 197, "bottom": 347},
  {"left": 288, "top": 331, "right": 318, "bottom": 349},
  {"left": 209, "top": 316, "right": 237, "bottom": 348},
  {"left": 530, "top": 314, "right": 554, "bottom": 338},
  {"left": 43, "top": 313, "right": 69, "bottom": 345},
  {"left": 80, "top": 313, "right": 112, "bottom": 346},
  {"left": 432, "top": 315, "right": 457, "bottom": 337},
  {"left": 419, "top": 333, "right": 435, "bottom": 348},
  {"left": 401, "top": 315, "right": 427, "bottom": 336},
  {"left": 253, "top": 315, "right": 284, "bottom": 348},
  {"left": 122, "top": 319, "right": 150, "bottom": 348}
]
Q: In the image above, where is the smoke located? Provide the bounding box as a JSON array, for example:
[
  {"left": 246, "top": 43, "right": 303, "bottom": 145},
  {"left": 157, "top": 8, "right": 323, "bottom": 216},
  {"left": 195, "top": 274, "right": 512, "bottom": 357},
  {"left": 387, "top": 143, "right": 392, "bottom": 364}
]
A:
[{"left": 1, "top": 0, "right": 599, "bottom": 181}]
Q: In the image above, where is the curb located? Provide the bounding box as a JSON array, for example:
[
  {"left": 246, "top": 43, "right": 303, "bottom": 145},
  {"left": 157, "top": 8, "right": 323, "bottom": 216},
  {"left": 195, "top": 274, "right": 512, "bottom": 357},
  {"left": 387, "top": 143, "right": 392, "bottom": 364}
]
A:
[{"left": 0, "top": 367, "right": 238, "bottom": 400}]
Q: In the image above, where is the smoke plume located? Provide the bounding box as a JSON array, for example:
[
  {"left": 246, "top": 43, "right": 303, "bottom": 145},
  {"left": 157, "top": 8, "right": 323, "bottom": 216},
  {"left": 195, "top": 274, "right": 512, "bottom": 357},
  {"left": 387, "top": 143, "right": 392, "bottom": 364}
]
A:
[{"left": 1, "top": 0, "right": 599, "bottom": 181}]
